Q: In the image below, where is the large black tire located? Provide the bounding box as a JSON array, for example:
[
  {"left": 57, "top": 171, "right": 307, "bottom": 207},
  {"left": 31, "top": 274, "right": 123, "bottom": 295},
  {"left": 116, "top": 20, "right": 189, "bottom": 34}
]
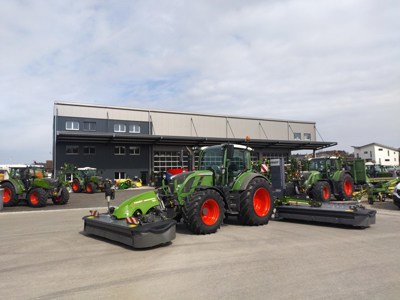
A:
[
  {"left": 26, "top": 188, "right": 47, "bottom": 207},
  {"left": 85, "top": 182, "right": 96, "bottom": 193},
  {"left": 72, "top": 179, "right": 81, "bottom": 193},
  {"left": 1, "top": 182, "right": 19, "bottom": 207},
  {"left": 312, "top": 181, "right": 331, "bottom": 202},
  {"left": 239, "top": 178, "right": 273, "bottom": 226},
  {"left": 52, "top": 187, "right": 70, "bottom": 205},
  {"left": 183, "top": 189, "right": 225, "bottom": 234},
  {"left": 336, "top": 174, "right": 354, "bottom": 201},
  {"left": 285, "top": 182, "right": 300, "bottom": 196}
]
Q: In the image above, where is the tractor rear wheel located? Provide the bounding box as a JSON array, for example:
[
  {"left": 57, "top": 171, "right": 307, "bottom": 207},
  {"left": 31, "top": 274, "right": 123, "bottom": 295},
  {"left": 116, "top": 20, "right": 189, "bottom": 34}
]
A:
[
  {"left": 337, "top": 174, "right": 354, "bottom": 200},
  {"left": 72, "top": 179, "right": 81, "bottom": 193},
  {"left": 52, "top": 187, "right": 70, "bottom": 205},
  {"left": 239, "top": 178, "right": 273, "bottom": 225},
  {"left": 312, "top": 181, "right": 331, "bottom": 202},
  {"left": 85, "top": 182, "right": 96, "bottom": 193},
  {"left": 183, "top": 189, "right": 224, "bottom": 234},
  {"left": 2, "top": 182, "right": 19, "bottom": 207},
  {"left": 26, "top": 188, "right": 47, "bottom": 207}
]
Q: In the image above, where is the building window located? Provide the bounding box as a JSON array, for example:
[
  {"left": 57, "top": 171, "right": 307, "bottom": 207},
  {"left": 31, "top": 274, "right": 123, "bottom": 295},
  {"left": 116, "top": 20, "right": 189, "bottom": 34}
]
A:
[
  {"left": 83, "top": 121, "right": 96, "bottom": 131},
  {"left": 66, "top": 121, "right": 79, "bottom": 131},
  {"left": 114, "top": 172, "right": 126, "bottom": 180},
  {"left": 129, "top": 146, "right": 140, "bottom": 155},
  {"left": 83, "top": 146, "right": 96, "bottom": 155},
  {"left": 364, "top": 151, "right": 368, "bottom": 154},
  {"left": 370, "top": 151, "right": 372, "bottom": 158},
  {"left": 129, "top": 124, "right": 141, "bottom": 133},
  {"left": 378, "top": 148, "right": 383, "bottom": 151},
  {"left": 114, "top": 146, "right": 126, "bottom": 155},
  {"left": 66, "top": 145, "right": 79, "bottom": 155},
  {"left": 293, "top": 133, "right": 301, "bottom": 140},
  {"left": 303, "top": 133, "right": 311, "bottom": 141},
  {"left": 153, "top": 151, "right": 189, "bottom": 173},
  {"left": 114, "top": 124, "right": 126, "bottom": 132}
]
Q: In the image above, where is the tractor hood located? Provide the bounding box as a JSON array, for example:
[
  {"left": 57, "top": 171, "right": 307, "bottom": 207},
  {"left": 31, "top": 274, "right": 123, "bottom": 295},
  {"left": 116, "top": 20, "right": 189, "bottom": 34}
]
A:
[
  {"left": 34, "top": 178, "right": 59, "bottom": 189},
  {"left": 169, "top": 170, "right": 213, "bottom": 194}
]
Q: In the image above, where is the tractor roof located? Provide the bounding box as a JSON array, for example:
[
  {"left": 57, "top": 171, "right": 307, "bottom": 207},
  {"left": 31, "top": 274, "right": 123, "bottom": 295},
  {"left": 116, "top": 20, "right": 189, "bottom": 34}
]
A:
[{"left": 200, "top": 144, "right": 253, "bottom": 151}]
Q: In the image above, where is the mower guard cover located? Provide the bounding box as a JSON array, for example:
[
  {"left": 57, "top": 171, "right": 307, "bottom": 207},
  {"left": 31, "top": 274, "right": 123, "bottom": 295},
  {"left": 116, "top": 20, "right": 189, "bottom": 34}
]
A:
[
  {"left": 83, "top": 214, "right": 176, "bottom": 248},
  {"left": 275, "top": 202, "right": 376, "bottom": 228}
]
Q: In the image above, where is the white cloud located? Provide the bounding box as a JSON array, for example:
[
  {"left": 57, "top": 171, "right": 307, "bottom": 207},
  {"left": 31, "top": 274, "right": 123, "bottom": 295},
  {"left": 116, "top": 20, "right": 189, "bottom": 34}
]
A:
[{"left": 0, "top": 0, "right": 399, "bottom": 163}]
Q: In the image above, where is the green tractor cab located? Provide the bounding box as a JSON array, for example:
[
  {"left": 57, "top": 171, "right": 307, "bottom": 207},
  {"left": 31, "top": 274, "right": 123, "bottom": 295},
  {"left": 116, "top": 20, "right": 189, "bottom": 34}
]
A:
[{"left": 1, "top": 164, "right": 69, "bottom": 208}]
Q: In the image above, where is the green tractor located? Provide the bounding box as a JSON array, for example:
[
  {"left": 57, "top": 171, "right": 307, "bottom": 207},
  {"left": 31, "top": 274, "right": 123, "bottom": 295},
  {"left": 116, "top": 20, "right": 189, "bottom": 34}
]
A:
[
  {"left": 68, "top": 167, "right": 105, "bottom": 194},
  {"left": 1, "top": 164, "right": 69, "bottom": 208},
  {"left": 86, "top": 144, "right": 274, "bottom": 237},
  {"left": 288, "top": 157, "right": 367, "bottom": 202}
]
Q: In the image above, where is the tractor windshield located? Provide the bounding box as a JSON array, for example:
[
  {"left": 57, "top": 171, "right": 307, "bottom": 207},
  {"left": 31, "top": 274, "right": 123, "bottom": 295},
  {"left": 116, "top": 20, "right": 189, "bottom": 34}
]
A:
[
  {"left": 80, "top": 169, "right": 96, "bottom": 177},
  {"left": 308, "top": 159, "right": 326, "bottom": 172},
  {"left": 199, "top": 146, "right": 224, "bottom": 170}
]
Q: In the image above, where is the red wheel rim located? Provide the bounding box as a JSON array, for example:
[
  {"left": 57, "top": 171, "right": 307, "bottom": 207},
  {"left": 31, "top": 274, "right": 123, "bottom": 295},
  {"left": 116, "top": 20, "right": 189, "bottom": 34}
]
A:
[
  {"left": 72, "top": 182, "right": 79, "bottom": 192},
  {"left": 253, "top": 188, "right": 271, "bottom": 217},
  {"left": 343, "top": 179, "right": 353, "bottom": 196},
  {"left": 30, "top": 192, "right": 39, "bottom": 205},
  {"left": 54, "top": 196, "right": 61, "bottom": 204},
  {"left": 201, "top": 199, "right": 220, "bottom": 226},
  {"left": 323, "top": 185, "right": 330, "bottom": 200},
  {"left": 3, "top": 187, "right": 11, "bottom": 203},
  {"left": 86, "top": 185, "right": 92, "bottom": 193}
]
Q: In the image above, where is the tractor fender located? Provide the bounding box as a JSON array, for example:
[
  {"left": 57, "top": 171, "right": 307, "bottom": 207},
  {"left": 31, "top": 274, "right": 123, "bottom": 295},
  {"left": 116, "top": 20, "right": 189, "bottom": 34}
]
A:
[
  {"left": 0, "top": 179, "right": 22, "bottom": 194},
  {"left": 194, "top": 185, "right": 225, "bottom": 200},
  {"left": 236, "top": 173, "right": 270, "bottom": 192},
  {"left": 332, "top": 171, "right": 353, "bottom": 192}
]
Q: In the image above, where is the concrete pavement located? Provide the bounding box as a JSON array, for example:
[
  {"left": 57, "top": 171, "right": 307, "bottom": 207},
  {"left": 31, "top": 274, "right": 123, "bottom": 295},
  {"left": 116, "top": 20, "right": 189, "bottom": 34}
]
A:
[{"left": 1, "top": 197, "right": 400, "bottom": 300}]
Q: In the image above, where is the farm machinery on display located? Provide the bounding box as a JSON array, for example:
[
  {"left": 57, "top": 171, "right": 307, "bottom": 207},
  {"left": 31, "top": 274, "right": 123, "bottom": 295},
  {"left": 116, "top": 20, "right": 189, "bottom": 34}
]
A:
[
  {"left": 114, "top": 177, "right": 143, "bottom": 190},
  {"left": 83, "top": 144, "right": 376, "bottom": 249},
  {"left": 283, "top": 156, "right": 368, "bottom": 202},
  {"left": 59, "top": 165, "right": 106, "bottom": 193},
  {"left": 0, "top": 164, "right": 69, "bottom": 207}
]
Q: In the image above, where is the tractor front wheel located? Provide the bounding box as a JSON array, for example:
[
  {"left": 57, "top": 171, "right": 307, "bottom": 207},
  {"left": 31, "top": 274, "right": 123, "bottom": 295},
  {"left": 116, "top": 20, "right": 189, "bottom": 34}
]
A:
[
  {"left": 26, "top": 188, "right": 47, "bottom": 207},
  {"left": 239, "top": 178, "right": 273, "bottom": 225},
  {"left": 312, "top": 181, "right": 331, "bottom": 202},
  {"left": 2, "top": 182, "right": 19, "bottom": 207},
  {"left": 183, "top": 189, "right": 224, "bottom": 234},
  {"left": 72, "top": 179, "right": 81, "bottom": 193},
  {"left": 52, "top": 187, "right": 70, "bottom": 205}
]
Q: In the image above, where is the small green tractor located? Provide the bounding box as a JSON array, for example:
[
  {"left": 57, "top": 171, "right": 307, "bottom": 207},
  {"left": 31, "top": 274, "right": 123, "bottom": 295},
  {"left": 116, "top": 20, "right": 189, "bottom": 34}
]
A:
[
  {"left": 88, "top": 144, "right": 274, "bottom": 236},
  {"left": 0, "top": 164, "right": 69, "bottom": 207},
  {"left": 60, "top": 165, "right": 105, "bottom": 194},
  {"left": 286, "top": 157, "right": 367, "bottom": 202}
]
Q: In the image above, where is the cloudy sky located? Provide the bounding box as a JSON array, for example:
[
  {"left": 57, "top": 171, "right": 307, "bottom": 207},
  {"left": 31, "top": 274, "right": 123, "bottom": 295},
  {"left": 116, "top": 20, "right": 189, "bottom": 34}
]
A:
[{"left": 1, "top": 0, "right": 399, "bottom": 163}]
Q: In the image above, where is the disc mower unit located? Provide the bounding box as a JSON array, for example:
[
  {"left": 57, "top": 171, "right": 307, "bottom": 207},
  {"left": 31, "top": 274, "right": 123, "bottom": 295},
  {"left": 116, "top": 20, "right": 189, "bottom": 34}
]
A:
[
  {"left": 275, "top": 202, "right": 376, "bottom": 228},
  {"left": 83, "top": 213, "right": 176, "bottom": 248}
]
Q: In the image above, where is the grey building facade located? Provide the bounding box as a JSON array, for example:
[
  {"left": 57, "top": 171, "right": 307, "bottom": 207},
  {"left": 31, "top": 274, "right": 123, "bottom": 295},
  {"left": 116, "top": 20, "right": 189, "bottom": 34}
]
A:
[{"left": 53, "top": 102, "right": 336, "bottom": 184}]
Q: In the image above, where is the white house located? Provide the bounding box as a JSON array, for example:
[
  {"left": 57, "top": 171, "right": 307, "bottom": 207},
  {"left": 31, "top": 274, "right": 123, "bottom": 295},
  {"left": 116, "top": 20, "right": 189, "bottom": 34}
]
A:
[{"left": 353, "top": 143, "right": 399, "bottom": 166}]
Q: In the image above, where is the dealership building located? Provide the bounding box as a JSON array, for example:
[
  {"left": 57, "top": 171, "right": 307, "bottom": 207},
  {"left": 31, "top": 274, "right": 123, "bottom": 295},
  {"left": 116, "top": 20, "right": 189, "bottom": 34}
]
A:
[{"left": 53, "top": 102, "right": 336, "bottom": 184}]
